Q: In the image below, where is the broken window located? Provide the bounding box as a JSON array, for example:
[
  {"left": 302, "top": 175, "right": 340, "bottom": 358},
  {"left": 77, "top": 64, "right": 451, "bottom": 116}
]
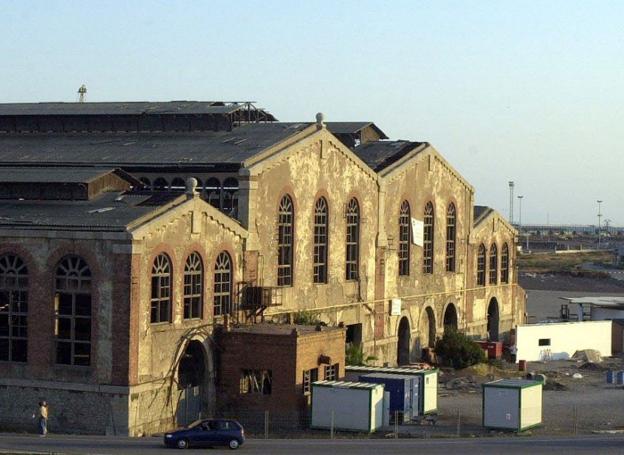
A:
[
  {"left": 303, "top": 368, "right": 319, "bottom": 395},
  {"left": 423, "top": 202, "right": 434, "bottom": 274},
  {"left": 239, "top": 369, "right": 272, "bottom": 395},
  {"left": 205, "top": 177, "right": 221, "bottom": 208},
  {"left": 151, "top": 254, "right": 171, "bottom": 323},
  {"left": 345, "top": 198, "right": 360, "bottom": 281},
  {"left": 398, "top": 201, "right": 411, "bottom": 276},
  {"left": 313, "top": 197, "right": 329, "bottom": 284},
  {"left": 446, "top": 203, "right": 456, "bottom": 272},
  {"left": 277, "top": 195, "right": 294, "bottom": 286},
  {"left": 170, "top": 177, "right": 186, "bottom": 192},
  {"left": 222, "top": 177, "right": 239, "bottom": 217},
  {"left": 153, "top": 177, "right": 169, "bottom": 191},
  {"left": 183, "top": 252, "right": 203, "bottom": 319},
  {"left": 214, "top": 252, "right": 232, "bottom": 317},
  {"left": 55, "top": 256, "right": 91, "bottom": 366},
  {"left": 489, "top": 243, "right": 498, "bottom": 285},
  {"left": 0, "top": 254, "right": 28, "bottom": 363},
  {"left": 324, "top": 363, "right": 339, "bottom": 381},
  {"left": 500, "top": 243, "right": 509, "bottom": 284},
  {"left": 477, "top": 244, "right": 486, "bottom": 286}
]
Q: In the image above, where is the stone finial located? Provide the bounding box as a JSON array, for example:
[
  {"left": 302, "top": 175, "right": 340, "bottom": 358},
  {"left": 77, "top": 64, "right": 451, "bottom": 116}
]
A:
[
  {"left": 185, "top": 177, "right": 198, "bottom": 197},
  {"left": 315, "top": 112, "right": 325, "bottom": 128}
]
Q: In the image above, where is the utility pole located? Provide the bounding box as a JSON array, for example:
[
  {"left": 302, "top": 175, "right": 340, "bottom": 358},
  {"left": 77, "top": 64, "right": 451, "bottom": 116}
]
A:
[
  {"left": 509, "top": 181, "right": 515, "bottom": 224},
  {"left": 517, "top": 195, "right": 524, "bottom": 227},
  {"left": 597, "top": 200, "right": 603, "bottom": 249}
]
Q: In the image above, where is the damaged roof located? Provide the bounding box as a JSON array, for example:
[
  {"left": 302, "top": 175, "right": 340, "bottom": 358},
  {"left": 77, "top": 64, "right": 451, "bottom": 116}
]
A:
[
  {"left": 0, "top": 123, "right": 310, "bottom": 168},
  {"left": 325, "top": 122, "right": 388, "bottom": 139},
  {"left": 474, "top": 205, "right": 494, "bottom": 226},
  {"left": 352, "top": 140, "right": 425, "bottom": 172},
  {"left": 0, "top": 166, "right": 136, "bottom": 184}
]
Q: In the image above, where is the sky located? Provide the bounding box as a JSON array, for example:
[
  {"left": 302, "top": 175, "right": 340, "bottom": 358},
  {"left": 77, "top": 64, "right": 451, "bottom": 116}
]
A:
[{"left": 1, "top": 1, "right": 623, "bottom": 226}]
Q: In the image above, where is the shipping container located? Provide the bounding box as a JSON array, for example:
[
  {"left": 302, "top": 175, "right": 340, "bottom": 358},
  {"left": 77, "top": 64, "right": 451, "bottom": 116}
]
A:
[
  {"left": 482, "top": 379, "right": 543, "bottom": 432},
  {"left": 346, "top": 366, "right": 438, "bottom": 414},
  {"left": 359, "top": 373, "right": 419, "bottom": 423},
  {"left": 311, "top": 380, "right": 385, "bottom": 432}
]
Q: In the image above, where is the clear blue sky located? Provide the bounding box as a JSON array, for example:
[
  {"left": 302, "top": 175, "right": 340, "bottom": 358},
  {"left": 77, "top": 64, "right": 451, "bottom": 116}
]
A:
[{"left": 2, "top": 1, "right": 623, "bottom": 226}]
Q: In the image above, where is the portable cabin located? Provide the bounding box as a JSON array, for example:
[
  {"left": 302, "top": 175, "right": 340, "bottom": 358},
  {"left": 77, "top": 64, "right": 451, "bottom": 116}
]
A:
[
  {"left": 311, "top": 380, "right": 385, "bottom": 432},
  {"left": 359, "top": 373, "right": 419, "bottom": 423},
  {"left": 482, "top": 379, "right": 543, "bottom": 432}
]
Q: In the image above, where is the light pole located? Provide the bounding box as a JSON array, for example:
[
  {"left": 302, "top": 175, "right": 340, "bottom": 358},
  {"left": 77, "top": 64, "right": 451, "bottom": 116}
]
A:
[
  {"left": 508, "top": 181, "right": 515, "bottom": 224},
  {"left": 597, "top": 200, "right": 603, "bottom": 248},
  {"left": 517, "top": 195, "right": 524, "bottom": 227}
]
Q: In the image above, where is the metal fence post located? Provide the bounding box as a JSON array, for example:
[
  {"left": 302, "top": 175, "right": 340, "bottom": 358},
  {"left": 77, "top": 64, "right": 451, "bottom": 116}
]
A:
[
  {"left": 264, "top": 410, "right": 269, "bottom": 439},
  {"left": 394, "top": 410, "right": 399, "bottom": 439},
  {"left": 456, "top": 408, "right": 461, "bottom": 437},
  {"left": 330, "top": 410, "right": 335, "bottom": 439}
]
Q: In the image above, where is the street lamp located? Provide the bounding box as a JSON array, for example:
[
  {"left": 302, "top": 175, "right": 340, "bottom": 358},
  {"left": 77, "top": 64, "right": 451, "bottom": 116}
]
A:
[
  {"left": 508, "top": 181, "right": 515, "bottom": 224},
  {"left": 597, "top": 200, "right": 603, "bottom": 248},
  {"left": 517, "top": 195, "right": 524, "bottom": 227}
]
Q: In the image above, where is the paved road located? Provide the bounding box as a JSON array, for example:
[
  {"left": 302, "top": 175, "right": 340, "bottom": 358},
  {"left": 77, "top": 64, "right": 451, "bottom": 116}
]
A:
[{"left": 1, "top": 434, "right": 624, "bottom": 455}]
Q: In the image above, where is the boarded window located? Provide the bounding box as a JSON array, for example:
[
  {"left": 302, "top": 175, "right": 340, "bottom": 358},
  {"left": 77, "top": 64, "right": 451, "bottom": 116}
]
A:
[
  {"left": 345, "top": 198, "right": 360, "bottom": 280},
  {"left": 277, "top": 195, "right": 294, "bottom": 286},
  {"left": 0, "top": 254, "right": 28, "bottom": 363},
  {"left": 55, "top": 256, "right": 91, "bottom": 366},
  {"left": 489, "top": 243, "right": 498, "bottom": 285},
  {"left": 239, "top": 369, "right": 272, "bottom": 395},
  {"left": 501, "top": 243, "right": 510, "bottom": 284},
  {"left": 446, "top": 203, "right": 456, "bottom": 272},
  {"left": 150, "top": 254, "right": 171, "bottom": 323},
  {"left": 313, "top": 197, "right": 329, "bottom": 284},
  {"left": 214, "top": 252, "right": 232, "bottom": 316},
  {"left": 423, "top": 202, "right": 434, "bottom": 274},
  {"left": 183, "top": 252, "right": 203, "bottom": 319},
  {"left": 477, "top": 244, "right": 486, "bottom": 286},
  {"left": 398, "top": 201, "right": 411, "bottom": 276},
  {"left": 303, "top": 367, "right": 319, "bottom": 395}
]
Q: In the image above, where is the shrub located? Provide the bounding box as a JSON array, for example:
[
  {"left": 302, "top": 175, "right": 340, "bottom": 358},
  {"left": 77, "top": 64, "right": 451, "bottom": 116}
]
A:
[
  {"left": 434, "top": 329, "right": 486, "bottom": 369},
  {"left": 345, "top": 343, "right": 377, "bottom": 366}
]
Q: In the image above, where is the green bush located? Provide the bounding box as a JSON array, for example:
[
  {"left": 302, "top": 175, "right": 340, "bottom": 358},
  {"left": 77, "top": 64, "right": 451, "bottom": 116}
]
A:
[
  {"left": 345, "top": 343, "right": 377, "bottom": 366},
  {"left": 434, "top": 329, "right": 486, "bottom": 369}
]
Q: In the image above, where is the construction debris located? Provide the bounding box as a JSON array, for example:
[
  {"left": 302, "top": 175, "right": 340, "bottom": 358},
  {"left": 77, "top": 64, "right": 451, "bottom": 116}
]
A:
[{"left": 572, "top": 349, "right": 602, "bottom": 363}]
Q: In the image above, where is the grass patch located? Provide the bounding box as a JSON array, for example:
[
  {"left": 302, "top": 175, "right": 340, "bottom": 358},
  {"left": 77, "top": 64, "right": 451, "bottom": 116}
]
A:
[{"left": 518, "top": 251, "right": 614, "bottom": 273}]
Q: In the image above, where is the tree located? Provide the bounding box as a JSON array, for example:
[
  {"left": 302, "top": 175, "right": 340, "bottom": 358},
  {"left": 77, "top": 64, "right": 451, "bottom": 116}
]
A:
[{"left": 434, "top": 329, "right": 486, "bottom": 369}]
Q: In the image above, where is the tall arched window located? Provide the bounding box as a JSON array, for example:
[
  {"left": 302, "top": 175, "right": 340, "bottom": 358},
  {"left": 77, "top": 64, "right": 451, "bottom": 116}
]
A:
[
  {"left": 446, "top": 203, "right": 456, "bottom": 272},
  {"left": 277, "top": 195, "right": 294, "bottom": 286},
  {"left": 183, "top": 253, "right": 203, "bottom": 320},
  {"left": 501, "top": 243, "right": 509, "bottom": 284},
  {"left": 214, "top": 252, "right": 232, "bottom": 317},
  {"left": 477, "top": 244, "right": 486, "bottom": 286},
  {"left": 423, "top": 202, "right": 434, "bottom": 274},
  {"left": 55, "top": 256, "right": 92, "bottom": 366},
  {"left": 398, "top": 201, "right": 411, "bottom": 276},
  {"left": 489, "top": 244, "right": 498, "bottom": 285},
  {"left": 0, "top": 254, "right": 28, "bottom": 362},
  {"left": 313, "top": 197, "right": 329, "bottom": 284},
  {"left": 345, "top": 198, "right": 360, "bottom": 280},
  {"left": 150, "top": 254, "right": 171, "bottom": 324}
]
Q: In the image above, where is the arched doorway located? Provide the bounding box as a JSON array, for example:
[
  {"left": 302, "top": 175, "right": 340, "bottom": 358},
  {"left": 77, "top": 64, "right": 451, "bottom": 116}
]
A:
[
  {"left": 397, "top": 317, "right": 411, "bottom": 366},
  {"left": 487, "top": 298, "right": 500, "bottom": 341},
  {"left": 443, "top": 303, "right": 458, "bottom": 332},
  {"left": 177, "top": 340, "right": 211, "bottom": 425},
  {"left": 417, "top": 307, "right": 436, "bottom": 360}
]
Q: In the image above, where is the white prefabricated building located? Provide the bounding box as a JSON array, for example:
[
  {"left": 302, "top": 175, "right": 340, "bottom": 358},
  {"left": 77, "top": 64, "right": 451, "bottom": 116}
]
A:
[
  {"left": 345, "top": 366, "right": 438, "bottom": 414},
  {"left": 311, "top": 380, "right": 385, "bottom": 432},
  {"left": 515, "top": 320, "right": 612, "bottom": 362},
  {"left": 483, "top": 379, "right": 542, "bottom": 431}
]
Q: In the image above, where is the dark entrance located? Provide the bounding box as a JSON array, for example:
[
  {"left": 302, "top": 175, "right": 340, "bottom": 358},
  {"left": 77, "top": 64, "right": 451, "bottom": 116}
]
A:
[
  {"left": 487, "top": 298, "right": 500, "bottom": 341},
  {"left": 443, "top": 303, "right": 458, "bottom": 332},
  {"left": 177, "top": 340, "right": 206, "bottom": 426},
  {"left": 397, "top": 317, "right": 411, "bottom": 366}
]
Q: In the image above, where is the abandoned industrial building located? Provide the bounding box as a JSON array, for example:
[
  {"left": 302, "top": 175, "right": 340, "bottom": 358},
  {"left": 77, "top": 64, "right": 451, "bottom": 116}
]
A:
[{"left": 0, "top": 101, "right": 525, "bottom": 435}]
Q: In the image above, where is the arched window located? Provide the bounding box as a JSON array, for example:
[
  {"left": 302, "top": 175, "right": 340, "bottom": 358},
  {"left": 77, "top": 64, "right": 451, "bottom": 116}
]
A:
[
  {"left": 345, "top": 198, "right": 360, "bottom": 280},
  {"left": 214, "top": 252, "right": 232, "bottom": 317},
  {"left": 501, "top": 243, "right": 509, "bottom": 284},
  {"left": 222, "top": 177, "right": 239, "bottom": 217},
  {"left": 206, "top": 177, "right": 221, "bottom": 208},
  {"left": 489, "top": 244, "right": 498, "bottom": 285},
  {"left": 183, "top": 253, "right": 203, "bottom": 319},
  {"left": 277, "top": 195, "right": 294, "bottom": 286},
  {"left": 170, "top": 177, "right": 186, "bottom": 192},
  {"left": 446, "top": 203, "right": 456, "bottom": 272},
  {"left": 150, "top": 254, "right": 171, "bottom": 323},
  {"left": 477, "top": 244, "right": 486, "bottom": 286},
  {"left": 423, "top": 202, "right": 434, "bottom": 274},
  {"left": 0, "top": 254, "right": 28, "bottom": 362},
  {"left": 398, "top": 201, "right": 411, "bottom": 276},
  {"left": 313, "top": 197, "right": 329, "bottom": 284},
  {"left": 153, "top": 177, "right": 169, "bottom": 191},
  {"left": 55, "top": 256, "right": 91, "bottom": 366},
  {"left": 139, "top": 177, "right": 151, "bottom": 189}
]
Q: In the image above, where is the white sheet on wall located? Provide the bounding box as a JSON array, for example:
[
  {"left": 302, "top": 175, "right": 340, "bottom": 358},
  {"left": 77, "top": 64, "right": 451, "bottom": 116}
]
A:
[{"left": 411, "top": 218, "right": 424, "bottom": 246}]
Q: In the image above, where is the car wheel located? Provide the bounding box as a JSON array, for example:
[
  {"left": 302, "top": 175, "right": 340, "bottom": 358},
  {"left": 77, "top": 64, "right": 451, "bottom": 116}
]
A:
[
  {"left": 228, "top": 439, "right": 240, "bottom": 450},
  {"left": 176, "top": 438, "right": 189, "bottom": 449}
]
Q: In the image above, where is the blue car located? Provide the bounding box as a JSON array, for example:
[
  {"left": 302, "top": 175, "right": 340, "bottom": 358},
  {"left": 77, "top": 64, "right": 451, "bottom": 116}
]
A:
[{"left": 164, "top": 419, "right": 245, "bottom": 450}]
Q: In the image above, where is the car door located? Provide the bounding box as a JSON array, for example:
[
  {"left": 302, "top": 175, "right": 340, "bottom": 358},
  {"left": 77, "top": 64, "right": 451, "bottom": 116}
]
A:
[{"left": 195, "top": 421, "right": 218, "bottom": 447}]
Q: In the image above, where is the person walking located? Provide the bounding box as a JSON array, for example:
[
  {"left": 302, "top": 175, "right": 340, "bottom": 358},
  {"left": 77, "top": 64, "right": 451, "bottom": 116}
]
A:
[{"left": 34, "top": 401, "right": 48, "bottom": 436}]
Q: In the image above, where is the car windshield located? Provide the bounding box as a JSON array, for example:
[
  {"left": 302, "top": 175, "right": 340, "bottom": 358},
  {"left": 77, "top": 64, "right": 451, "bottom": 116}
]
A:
[{"left": 187, "top": 419, "right": 205, "bottom": 429}]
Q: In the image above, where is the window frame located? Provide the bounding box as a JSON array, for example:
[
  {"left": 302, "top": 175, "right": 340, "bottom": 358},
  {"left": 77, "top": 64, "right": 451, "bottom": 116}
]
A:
[
  {"left": 214, "top": 251, "right": 232, "bottom": 317},
  {"left": 345, "top": 198, "right": 360, "bottom": 281},
  {"left": 313, "top": 197, "right": 329, "bottom": 284},
  {"left": 423, "top": 202, "right": 434, "bottom": 274},
  {"left": 183, "top": 252, "right": 203, "bottom": 320},
  {"left": 277, "top": 195, "right": 294, "bottom": 287},
  {"left": 477, "top": 244, "right": 486, "bottom": 286},
  {"left": 501, "top": 243, "right": 510, "bottom": 284},
  {"left": 445, "top": 203, "right": 456, "bottom": 272},
  {"left": 489, "top": 243, "right": 498, "bottom": 285},
  {"left": 150, "top": 254, "right": 172, "bottom": 324},
  {"left": 0, "top": 254, "right": 28, "bottom": 363},
  {"left": 398, "top": 201, "right": 411, "bottom": 276},
  {"left": 303, "top": 367, "right": 319, "bottom": 395}
]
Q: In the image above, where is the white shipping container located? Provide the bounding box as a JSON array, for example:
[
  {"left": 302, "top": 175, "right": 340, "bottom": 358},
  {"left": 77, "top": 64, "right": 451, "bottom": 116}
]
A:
[
  {"left": 311, "top": 380, "right": 385, "bottom": 432},
  {"left": 483, "top": 379, "right": 542, "bottom": 431}
]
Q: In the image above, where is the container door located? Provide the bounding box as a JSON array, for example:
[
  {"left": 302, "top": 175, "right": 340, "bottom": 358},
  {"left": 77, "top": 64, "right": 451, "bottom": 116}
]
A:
[{"left": 412, "top": 377, "right": 420, "bottom": 417}]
